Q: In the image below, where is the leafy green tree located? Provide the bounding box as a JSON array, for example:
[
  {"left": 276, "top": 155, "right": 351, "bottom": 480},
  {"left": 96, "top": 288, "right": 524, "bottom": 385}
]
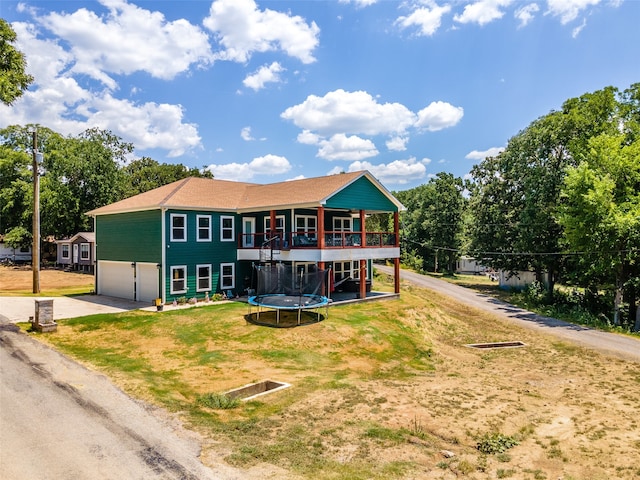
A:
[
  {"left": 396, "top": 173, "right": 465, "bottom": 273},
  {"left": 40, "top": 128, "right": 130, "bottom": 237},
  {"left": 467, "top": 86, "right": 625, "bottom": 302},
  {"left": 122, "top": 157, "right": 213, "bottom": 197},
  {"left": 0, "top": 19, "right": 34, "bottom": 105},
  {"left": 0, "top": 140, "right": 32, "bottom": 234},
  {"left": 558, "top": 134, "right": 640, "bottom": 329}
]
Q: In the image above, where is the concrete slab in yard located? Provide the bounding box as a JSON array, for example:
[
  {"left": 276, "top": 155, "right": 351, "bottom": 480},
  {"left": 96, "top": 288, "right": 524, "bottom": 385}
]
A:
[{"left": 0, "top": 295, "right": 147, "bottom": 323}]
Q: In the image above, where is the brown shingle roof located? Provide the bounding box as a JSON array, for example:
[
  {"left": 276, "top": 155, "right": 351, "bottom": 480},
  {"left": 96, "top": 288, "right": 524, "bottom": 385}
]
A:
[{"left": 87, "top": 171, "right": 398, "bottom": 215}]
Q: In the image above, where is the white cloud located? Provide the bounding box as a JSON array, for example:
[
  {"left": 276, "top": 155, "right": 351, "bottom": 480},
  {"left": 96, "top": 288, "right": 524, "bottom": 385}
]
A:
[
  {"left": 572, "top": 18, "right": 587, "bottom": 37},
  {"left": 415, "top": 101, "right": 464, "bottom": 131},
  {"left": 465, "top": 146, "right": 504, "bottom": 160},
  {"left": 296, "top": 130, "right": 322, "bottom": 145},
  {"left": 386, "top": 136, "right": 409, "bottom": 151},
  {"left": 39, "top": 0, "right": 213, "bottom": 87},
  {"left": 342, "top": 157, "right": 428, "bottom": 185},
  {"left": 206, "top": 154, "right": 291, "bottom": 181},
  {"left": 339, "top": 0, "right": 378, "bottom": 7},
  {"left": 283, "top": 90, "right": 463, "bottom": 162},
  {"left": 396, "top": 3, "right": 452, "bottom": 36},
  {"left": 204, "top": 0, "right": 320, "bottom": 64},
  {"left": 515, "top": 3, "right": 540, "bottom": 27},
  {"left": 243, "top": 62, "right": 285, "bottom": 91},
  {"left": 241, "top": 127, "right": 254, "bottom": 141},
  {"left": 454, "top": 0, "right": 513, "bottom": 26},
  {"left": 281, "top": 89, "right": 416, "bottom": 136},
  {"left": 2, "top": 17, "right": 202, "bottom": 158},
  {"left": 546, "top": 0, "right": 601, "bottom": 24},
  {"left": 317, "top": 134, "right": 379, "bottom": 161}
]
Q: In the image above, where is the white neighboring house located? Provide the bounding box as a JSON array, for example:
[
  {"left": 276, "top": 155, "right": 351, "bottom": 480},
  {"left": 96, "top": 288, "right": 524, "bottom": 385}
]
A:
[
  {"left": 0, "top": 235, "right": 32, "bottom": 264},
  {"left": 55, "top": 232, "right": 96, "bottom": 273},
  {"left": 455, "top": 256, "right": 488, "bottom": 275}
]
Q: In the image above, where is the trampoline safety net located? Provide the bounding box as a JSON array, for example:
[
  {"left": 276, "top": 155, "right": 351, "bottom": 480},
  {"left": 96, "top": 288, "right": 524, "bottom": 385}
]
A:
[{"left": 254, "top": 264, "right": 328, "bottom": 297}]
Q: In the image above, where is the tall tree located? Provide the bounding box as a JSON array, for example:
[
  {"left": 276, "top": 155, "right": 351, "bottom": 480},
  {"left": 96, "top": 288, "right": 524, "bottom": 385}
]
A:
[
  {"left": 39, "top": 128, "right": 130, "bottom": 237},
  {"left": 558, "top": 134, "right": 639, "bottom": 328},
  {"left": 0, "top": 19, "right": 34, "bottom": 105},
  {"left": 396, "top": 173, "right": 465, "bottom": 273},
  {"left": 467, "top": 86, "right": 624, "bottom": 302},
  {"left": 122, "top": 157, "right": 213, "bottom": 197}
]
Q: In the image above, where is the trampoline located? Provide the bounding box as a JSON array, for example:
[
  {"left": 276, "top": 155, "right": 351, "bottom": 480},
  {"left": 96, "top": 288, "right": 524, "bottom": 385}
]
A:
[{"left": 247, "top": 264, "right": 330, "bottom": 327}]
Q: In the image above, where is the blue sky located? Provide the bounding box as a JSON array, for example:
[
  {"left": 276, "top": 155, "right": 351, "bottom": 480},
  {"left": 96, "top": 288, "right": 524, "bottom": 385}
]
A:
[{"left": 1, "top": 0, "right": 638, "bottom": 191}]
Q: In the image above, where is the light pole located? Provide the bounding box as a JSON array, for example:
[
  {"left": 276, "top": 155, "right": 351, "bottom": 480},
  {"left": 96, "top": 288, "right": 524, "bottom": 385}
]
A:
[{"left": 30, "top": 127, "right": 40, "bottom": 294}]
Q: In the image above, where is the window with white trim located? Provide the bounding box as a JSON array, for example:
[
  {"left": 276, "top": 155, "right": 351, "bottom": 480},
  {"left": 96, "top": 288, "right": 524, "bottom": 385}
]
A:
[
  {"left": 220, "top": 263, "right": 235, "bottom": 289},
  {"left": 220, "top": 216, "right": 234, "bottom": 242},
  {"left": 171, "top": 214, "right": 187, "bottom": 242},
  {"left": 80, "top": 243, "right": 90, "bottom": 260},
  {"left": 264, "top": 215, "right": 285, "bottom": 236},
  {"left": 61, "top": 244, "right": 70, "bottom": 259},
  {"left": 171, "top": 266, "right": 187, "bottom": 294},
  {"left": 196, "top": 264, "right": 211, "bottom": 292},
  {"left": 197, "top": 215, "right": 211, "bottom": 242},
  {"left": 295, "top": 215, "right": 317, "bottom": 239},
  {"left": 333, "top": 260, "right": 366, "bottom": 283},
  {"left": 333, "top": 217, "right": 352, "bottom": 232}
]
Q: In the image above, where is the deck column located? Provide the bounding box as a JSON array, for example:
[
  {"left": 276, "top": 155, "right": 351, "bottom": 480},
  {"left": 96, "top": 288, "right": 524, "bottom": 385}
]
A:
[
  {"left": 318, "top": 206, "right": 325, "bottom": 249},
  {"left": 360, "top": 209, "right": 366, "bottom": 247},
  {"left": 359, "top": 259, "right": 367, "bottom": 299},
  {"left": 394, "top": 212, "right": 400, "bottom": 294}
]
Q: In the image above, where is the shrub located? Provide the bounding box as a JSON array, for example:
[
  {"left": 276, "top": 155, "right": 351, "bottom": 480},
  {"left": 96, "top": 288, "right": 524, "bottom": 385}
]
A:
[
  {"left": 196, "top": 392, "right": 240, "bottom": 409},
  {"left": 476, "top": 433, "right": 519, "bottom": 454}
]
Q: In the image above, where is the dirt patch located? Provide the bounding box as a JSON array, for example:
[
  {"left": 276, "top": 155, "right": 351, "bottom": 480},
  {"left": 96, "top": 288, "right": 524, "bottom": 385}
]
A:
[{"left": 0, "top": 266, "right": 94, "bottom": 293}]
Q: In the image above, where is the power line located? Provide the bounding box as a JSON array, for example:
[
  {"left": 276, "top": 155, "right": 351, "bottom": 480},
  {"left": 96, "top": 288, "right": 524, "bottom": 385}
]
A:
[{"left": 401, "top": 237, "right": 638, "bottom": 258}]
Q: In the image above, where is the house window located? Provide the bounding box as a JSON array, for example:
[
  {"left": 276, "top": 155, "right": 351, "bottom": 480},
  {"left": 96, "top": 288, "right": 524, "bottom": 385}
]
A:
[
  {"left": 331, "top": 217, "right": 352, "bottom": 246},
  {"left": 333, "top": 260, "right": 366, "bottom": 283},
  {"left": 196, "top": 264, "right": 211, "bottom": 292},
  {"left": 197, "top": 215, "right": 211, "bottom": 242},
  {"left": 333, "top": 217, "right": 352, "bottom": 232},
  {"left": 170, "top": 266, "right": 187, "bottom": 294},
  {"left": 171, "top": 214, "right": 187, "bottom": 242},
  {"left": 80, "top": 243, "right": 90, "bottom": 260},
  {"left": 61, "top": 244, "right": 70, "bottom": 259},
  {"left": 220, "top": 216, "right": 234, "bottom": 242},
  {"left": 295, "top": 215, "right": 317, "bottom": 239},
  {"left": 264, "top": 215, "right": 285, "bottom": 236},
  {"left": 220, "top": 263, "right": 235, "bottom": 290}
]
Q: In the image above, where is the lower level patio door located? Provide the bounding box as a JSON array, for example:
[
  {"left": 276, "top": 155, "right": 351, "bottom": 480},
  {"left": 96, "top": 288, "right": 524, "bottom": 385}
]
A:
[{"left": 242, "top": 217, "right": 256, "bottom": 248}]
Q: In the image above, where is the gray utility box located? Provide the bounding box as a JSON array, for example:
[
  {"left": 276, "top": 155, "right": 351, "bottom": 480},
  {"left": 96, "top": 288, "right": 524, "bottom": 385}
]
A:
[{"left": 33, "top": 299, "right": 57, "bottom": 333}]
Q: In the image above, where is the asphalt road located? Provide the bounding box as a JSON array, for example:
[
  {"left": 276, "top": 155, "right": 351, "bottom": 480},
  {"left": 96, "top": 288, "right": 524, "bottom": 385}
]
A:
[
  {"left": 376, "top": 265, "right": 640, "bottom": 363},
  {"left": 0, "top": 323, "right": 244, "bottom": 480}
]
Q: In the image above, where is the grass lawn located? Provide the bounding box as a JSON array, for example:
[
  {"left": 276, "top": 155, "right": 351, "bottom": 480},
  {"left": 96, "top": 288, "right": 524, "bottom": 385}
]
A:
[{"left": 27, "top": 274, "right": 640, "bottom": 480}]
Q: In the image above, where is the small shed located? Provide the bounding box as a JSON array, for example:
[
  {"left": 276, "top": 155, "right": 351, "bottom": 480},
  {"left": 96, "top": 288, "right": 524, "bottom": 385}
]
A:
[
  {"left": 56, "top": 232, "right": 95, "bottom": 273},
  {"left": 498, "top": 270, "right": 537, "bottom": 291}
]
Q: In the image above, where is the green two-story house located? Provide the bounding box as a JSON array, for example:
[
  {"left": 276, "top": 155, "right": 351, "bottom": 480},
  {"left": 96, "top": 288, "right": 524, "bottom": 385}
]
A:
[{"left": 87, "top": 170, "right": 404, "bottom": 304}]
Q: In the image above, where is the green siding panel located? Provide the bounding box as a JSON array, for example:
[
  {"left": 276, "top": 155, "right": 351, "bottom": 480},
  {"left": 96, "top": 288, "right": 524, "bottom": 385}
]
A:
[
  {"left": 164, "top": 210, "right": 240, "bottom": 299},
  {"left": 96, "top": 210, "right": 162, "bottom": 263},
  {"left": 324, "top": 176, "right": 398, "bottom": 212}
]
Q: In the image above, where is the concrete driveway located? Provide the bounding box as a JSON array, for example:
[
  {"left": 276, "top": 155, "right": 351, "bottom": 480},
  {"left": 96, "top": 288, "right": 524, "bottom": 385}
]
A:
[{"left": 0, "top": 295, "right": 151, "bottom": 324}]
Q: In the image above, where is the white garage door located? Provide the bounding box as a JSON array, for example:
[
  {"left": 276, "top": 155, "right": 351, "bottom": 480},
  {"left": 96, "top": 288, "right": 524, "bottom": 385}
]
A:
[
  {"left": 98, "top": 261, "right": 134, "bottom": 300},
  {"left": 137, "top": 263, "right": 159, "bottom": 303}
]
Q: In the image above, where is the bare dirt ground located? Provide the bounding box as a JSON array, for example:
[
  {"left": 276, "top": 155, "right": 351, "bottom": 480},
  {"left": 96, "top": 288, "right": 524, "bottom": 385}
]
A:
[
  {"left": 3, "top": 266, "right": 640, "bottom": 479},
  {"left": 0, "top": 265, "right": 94, "bottom": 293}
]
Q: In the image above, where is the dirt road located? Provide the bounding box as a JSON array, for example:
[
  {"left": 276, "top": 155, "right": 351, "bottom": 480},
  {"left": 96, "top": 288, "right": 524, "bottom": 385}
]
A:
[
  {"left": 0, "top": 324, "right": 244, "bottom": 480},
  {"left": 376, "top": 265, "right": 640, "bottom": 362}
]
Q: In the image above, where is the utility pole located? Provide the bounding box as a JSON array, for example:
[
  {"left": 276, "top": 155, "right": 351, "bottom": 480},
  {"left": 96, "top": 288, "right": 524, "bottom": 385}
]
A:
[{"left": 32, "top": 127, "right": 40, "bottom": 294}]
